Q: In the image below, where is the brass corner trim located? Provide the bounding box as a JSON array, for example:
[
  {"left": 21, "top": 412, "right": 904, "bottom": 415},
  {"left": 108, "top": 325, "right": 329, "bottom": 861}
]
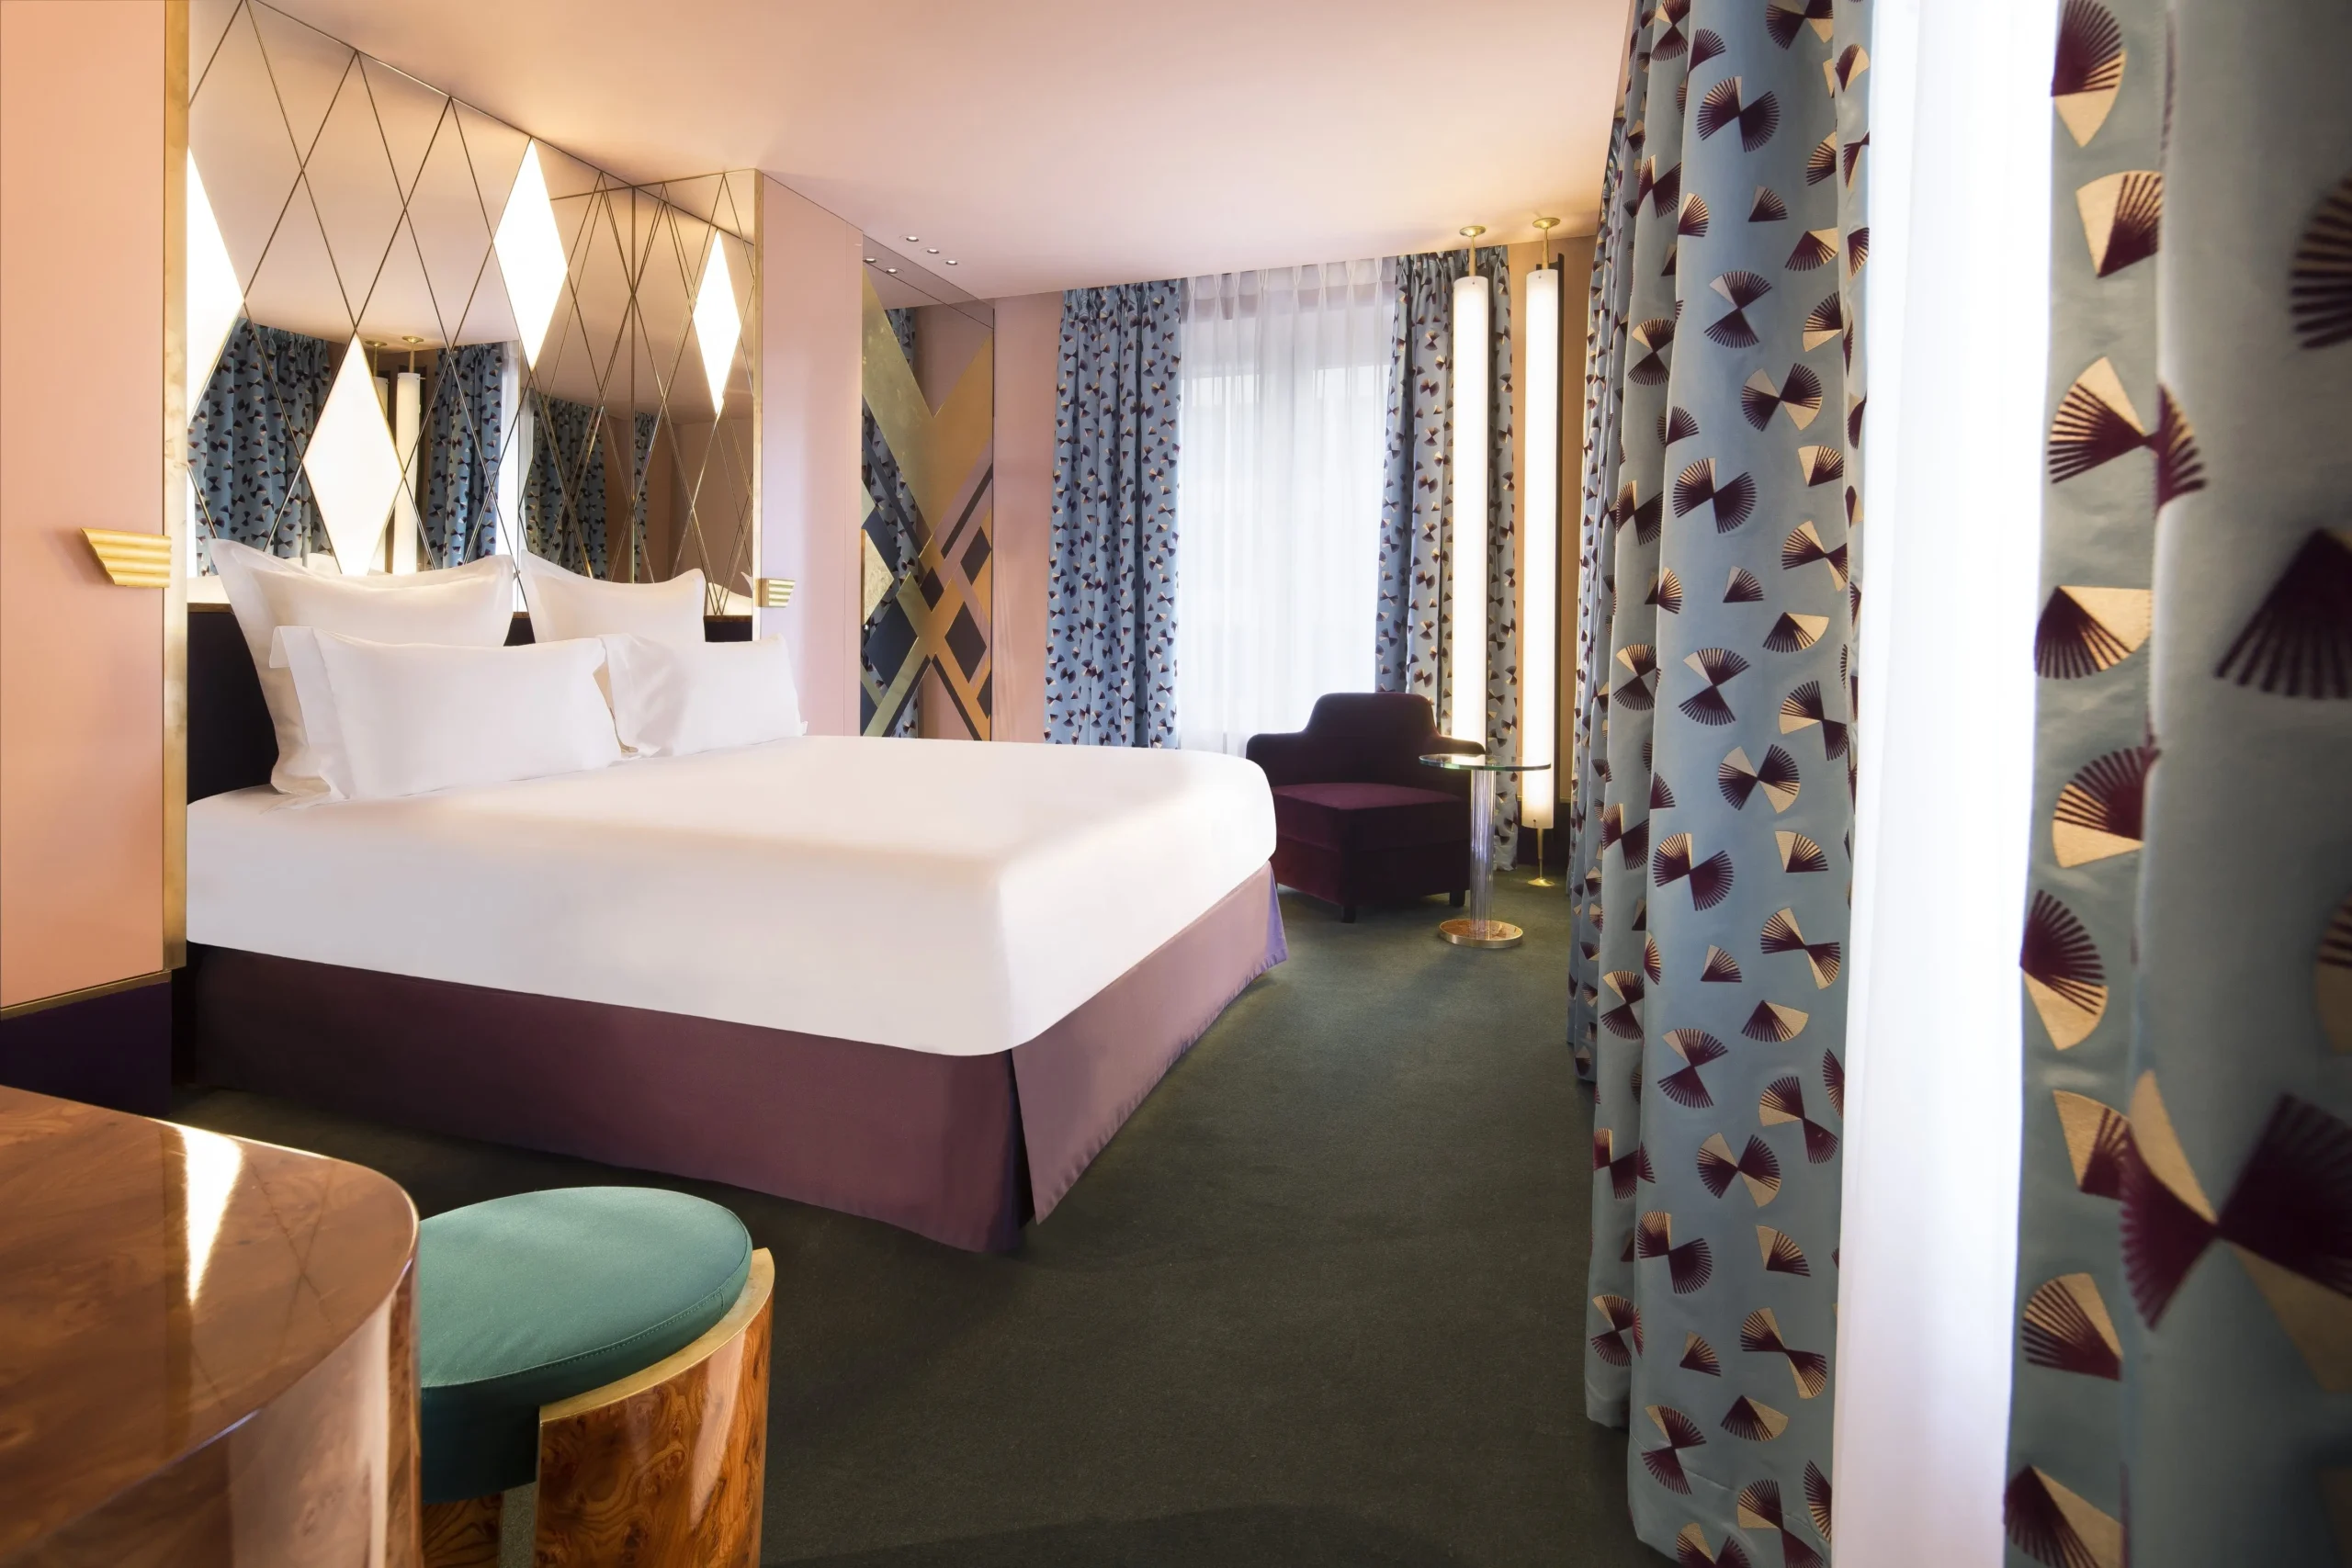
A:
[
  {"left": 752, "top": 577, "right": 795, "bottom": 608},
  {"left": 84, "top": 529, "right": 174, "bottom": 588},
  {"left": 0, "top": 969, "right": 171, "bottom": 1022}
]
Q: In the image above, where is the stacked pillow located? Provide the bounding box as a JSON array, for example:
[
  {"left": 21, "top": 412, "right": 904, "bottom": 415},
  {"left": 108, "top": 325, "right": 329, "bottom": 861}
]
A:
[{"left": 211, "top": 542, "right": 806, "bottom": 804}]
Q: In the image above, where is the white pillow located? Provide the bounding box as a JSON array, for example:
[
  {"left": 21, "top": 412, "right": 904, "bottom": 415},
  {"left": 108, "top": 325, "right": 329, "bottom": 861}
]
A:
[
  {"left": 600, "top": 634, "right": 806, "bottom": 757},
  {"left": 210, "top": 538, "right": 514, "bottom": 795},
  {"left": 270, "top": 627, "right": 621, "bottom": 802},
  {"left": 515, "top": 552, "right": 706, "bottom": 648}
]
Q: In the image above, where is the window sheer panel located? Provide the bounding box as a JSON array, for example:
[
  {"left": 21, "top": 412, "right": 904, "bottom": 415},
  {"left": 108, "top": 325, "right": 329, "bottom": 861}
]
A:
[{"left": 1176, "top": 260, "right": 1394, "bottom": 755}]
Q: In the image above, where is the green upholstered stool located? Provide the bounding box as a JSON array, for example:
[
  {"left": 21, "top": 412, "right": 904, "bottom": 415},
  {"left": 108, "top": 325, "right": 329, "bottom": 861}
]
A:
[{"left": 417, "top": 1186, "right": 756, "bottom": 1507}]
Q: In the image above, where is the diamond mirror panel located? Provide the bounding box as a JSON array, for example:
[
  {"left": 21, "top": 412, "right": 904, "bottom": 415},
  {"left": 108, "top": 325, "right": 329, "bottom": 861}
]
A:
[{"left": 187, "top": 0, "right": 758, "bottom": 602}]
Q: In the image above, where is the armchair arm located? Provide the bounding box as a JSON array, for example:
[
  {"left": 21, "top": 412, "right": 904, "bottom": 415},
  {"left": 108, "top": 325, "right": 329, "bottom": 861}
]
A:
[{"left": 1243, "top": 729, "right": 1331, "bottom": 788}]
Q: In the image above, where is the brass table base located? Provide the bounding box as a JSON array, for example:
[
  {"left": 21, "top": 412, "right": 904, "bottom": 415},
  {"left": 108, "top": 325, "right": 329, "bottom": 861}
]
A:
[{"left": 1440, "top": 918, "right": 1524, "bottom": 950}]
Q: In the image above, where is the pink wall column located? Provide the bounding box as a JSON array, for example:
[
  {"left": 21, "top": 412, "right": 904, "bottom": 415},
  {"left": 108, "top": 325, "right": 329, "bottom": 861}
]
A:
[
  {"left": 756, "top": 177, "right": 863, "bottom": 736},
  {"left": 0, "top": 2, "right": 169, "bottom": 1009},
  {"left": 989, "top": 290, "right": 1059, "bottom": 744}
]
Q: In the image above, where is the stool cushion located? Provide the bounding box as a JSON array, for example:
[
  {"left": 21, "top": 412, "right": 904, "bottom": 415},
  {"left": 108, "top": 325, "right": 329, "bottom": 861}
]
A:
[
  {"left": 1271, "top": 781, "right": 1466, "bottom": 852},
  {"left": 417, "top": 1186, "right": 753, "bottom": 1504}
]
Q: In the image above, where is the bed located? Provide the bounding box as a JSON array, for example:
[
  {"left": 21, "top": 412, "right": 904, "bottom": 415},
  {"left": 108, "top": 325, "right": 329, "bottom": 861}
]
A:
[{"left": 181, "top": 607, "right": 1284, "bottom": 1249}]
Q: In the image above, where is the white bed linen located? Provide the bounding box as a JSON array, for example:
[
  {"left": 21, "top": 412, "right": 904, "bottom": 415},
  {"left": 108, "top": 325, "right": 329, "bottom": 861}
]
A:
[{"left": 188, "top": 737, "right": 1274, "bottom": 1056}]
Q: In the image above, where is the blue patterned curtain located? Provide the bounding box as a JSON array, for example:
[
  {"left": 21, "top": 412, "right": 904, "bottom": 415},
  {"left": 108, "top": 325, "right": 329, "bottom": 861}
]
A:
[
  {"left": 627, "top": 409, "right": 657, "bottom": 581},
  {"left": 1046, "top": 282, "right": 1182, "bottom": 746},
  {"left": 864, "top": 307, "right": 923, "bottom": 737},
  {"left": 2003, "top": 4, "right": 2352, "bottom": 1565},
  {"left": 1374, "top": 248, "right": 1521, "bottom": 863},
  {"left": 422, "top": 343, "right": 505, "bottom": 568},
  {"left": 526, "top": 393, "right": 606, "bottom": 576},
  {"left": 187, "top": 320, "right": 334, "bottom": 568},
  {"left": 1567, "top": 0, "right": 1869, "bottom": 1559}
]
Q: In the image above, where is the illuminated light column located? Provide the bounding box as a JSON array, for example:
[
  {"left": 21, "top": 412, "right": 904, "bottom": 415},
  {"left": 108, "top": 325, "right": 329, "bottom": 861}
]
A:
[
  {"left": 1522, "top": 250, "right": 1562, "bottom": 840},
  {"left": 1448, "top": 234, "right": 1490, "bottom": 745}
]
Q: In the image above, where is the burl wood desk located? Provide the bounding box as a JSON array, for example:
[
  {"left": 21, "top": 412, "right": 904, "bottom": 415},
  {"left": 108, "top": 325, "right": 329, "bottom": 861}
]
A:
[{"left": 0, "top": 1087, "right": 420, "bottom": 1566}]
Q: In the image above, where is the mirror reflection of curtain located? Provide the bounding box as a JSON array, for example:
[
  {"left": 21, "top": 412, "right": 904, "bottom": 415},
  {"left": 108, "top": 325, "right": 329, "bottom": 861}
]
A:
[
  {"left": 862, "top": 307, "right": 922, "bottom": 736},
  {"left": 628, "top": 411, "right": 657, "bottom": 580},
  {"left": 187, "top": 320, "right": 334, "bottom": 568},
  {"left": 422, "top": 343, "right": 506, "bottom": 568},
  {"left": 526, "top": 394, "right": 606, "bottom": 575}
]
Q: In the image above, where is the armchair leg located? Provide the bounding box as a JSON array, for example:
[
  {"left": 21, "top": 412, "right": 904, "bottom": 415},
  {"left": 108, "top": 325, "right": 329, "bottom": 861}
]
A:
[
  {"left": 1449, "top": 890, "right": 1464, "bottom": 908},
  {"left": 1341, "top": 904, "right": 1357, "bottom": 924}
]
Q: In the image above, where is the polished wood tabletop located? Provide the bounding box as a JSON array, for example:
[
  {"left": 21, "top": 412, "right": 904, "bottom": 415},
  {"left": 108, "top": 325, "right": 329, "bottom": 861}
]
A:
[{"left": 0, "top": 1087, "right": 419, "bottom": 1565}]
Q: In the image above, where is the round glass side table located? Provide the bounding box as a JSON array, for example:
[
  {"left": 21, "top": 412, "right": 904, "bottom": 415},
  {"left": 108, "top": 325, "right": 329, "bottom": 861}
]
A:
[{"left": 1418, "top": 754, "right": 1552, "bottom": 949}]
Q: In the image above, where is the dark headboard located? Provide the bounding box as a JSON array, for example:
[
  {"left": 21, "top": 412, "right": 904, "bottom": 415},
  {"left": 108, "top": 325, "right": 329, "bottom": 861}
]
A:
[{"left": 187, "top": 604, "right": 753, "bottom": 801}]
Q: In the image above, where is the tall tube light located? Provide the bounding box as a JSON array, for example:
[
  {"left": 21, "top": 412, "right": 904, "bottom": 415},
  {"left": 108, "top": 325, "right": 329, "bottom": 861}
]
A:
[
  {"left": 390, "top": 370, "right": 424, "bottom": 572},
  {"left": 1522, "top": 249, "right": 1562, "bottom": 829},
  {"left": 494, "top": 142, "right": 566, "bottom": 367},
  {"left": 1448, "top": 231, "right": 1490, "bottom": 745}
]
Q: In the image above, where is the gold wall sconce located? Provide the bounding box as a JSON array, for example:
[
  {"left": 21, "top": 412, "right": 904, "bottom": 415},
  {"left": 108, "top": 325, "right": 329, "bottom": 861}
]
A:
[
  {"left": 752, "top": 578, "right": 796, "bottom": 608},
  {"left": 83, "top": 529, "right": 173, "bottom": 588}
]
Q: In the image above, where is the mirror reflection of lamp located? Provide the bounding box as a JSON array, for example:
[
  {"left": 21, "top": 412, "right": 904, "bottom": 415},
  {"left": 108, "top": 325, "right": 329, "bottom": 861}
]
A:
[
  {"left": 1447, "top": 228, "right": 1491, "bottom": 746},
  {"left": 303, "top": 337, "right": 406, "bottom": 573},
  {"left": 186, "top": 151, "right": 243, "bottom": 578},
  {"left": 694, "top": 240, "right": 741, "bottom": 415},
  {"left": 495, "top": 141, "right": 567, "bottom": 367}
]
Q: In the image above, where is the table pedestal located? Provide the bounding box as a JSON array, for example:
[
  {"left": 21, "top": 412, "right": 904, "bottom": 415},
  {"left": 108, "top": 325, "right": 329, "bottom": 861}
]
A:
[{"left": 1439, "top": 765, "right": 1522, "bottom": 949}]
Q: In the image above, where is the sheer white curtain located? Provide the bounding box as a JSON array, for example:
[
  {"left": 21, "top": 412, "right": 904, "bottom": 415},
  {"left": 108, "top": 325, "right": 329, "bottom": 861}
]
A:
[
  {"left": 1175, "top": 260, "right": 1393, "bottom": 754},
  {"left": 1832, "top": 0, "right": 2055, "bottom": 1561}
]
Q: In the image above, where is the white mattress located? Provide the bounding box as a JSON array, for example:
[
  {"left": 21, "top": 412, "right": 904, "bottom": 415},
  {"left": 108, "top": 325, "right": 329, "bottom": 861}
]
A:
[{"left": 188, "top": 738, "right": 1274, "bottom": 1056}]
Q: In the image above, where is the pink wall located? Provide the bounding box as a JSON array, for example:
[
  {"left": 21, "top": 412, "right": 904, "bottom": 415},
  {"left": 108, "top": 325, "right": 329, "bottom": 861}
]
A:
[
  {"left": 0, "top": 2, "right": 169, "bottom": 1010},
  {"left": 989, "top": 290, "right": 1059, "bottom": 744},
  {"left": 756, "top": 177, "right": 864, "bottom": 736}
]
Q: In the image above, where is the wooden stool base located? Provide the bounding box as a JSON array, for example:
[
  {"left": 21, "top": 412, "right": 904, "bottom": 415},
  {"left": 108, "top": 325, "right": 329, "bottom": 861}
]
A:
[{"left": 424, "top": 1249, "right": 772, "bottom": 1568}]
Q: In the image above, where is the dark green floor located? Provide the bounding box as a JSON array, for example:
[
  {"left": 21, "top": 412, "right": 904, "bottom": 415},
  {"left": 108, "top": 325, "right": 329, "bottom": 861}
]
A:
[{"left": 175, "top": 875, "right": 1650, "bottom": 1566}]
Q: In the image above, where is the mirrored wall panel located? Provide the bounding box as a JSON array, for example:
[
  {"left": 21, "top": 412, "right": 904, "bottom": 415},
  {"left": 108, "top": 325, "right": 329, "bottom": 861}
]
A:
[
  {"left": 187, "top": 0, "right": 757, "bottom": 604},
  {"left": 860, "top": 242, "right": 993, "bottom": 738}
]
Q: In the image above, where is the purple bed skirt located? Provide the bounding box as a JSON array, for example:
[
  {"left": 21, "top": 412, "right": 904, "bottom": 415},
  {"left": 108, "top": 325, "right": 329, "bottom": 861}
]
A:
[{"left": 184, "top": 864, "right": 1285, "bottom": 1251}]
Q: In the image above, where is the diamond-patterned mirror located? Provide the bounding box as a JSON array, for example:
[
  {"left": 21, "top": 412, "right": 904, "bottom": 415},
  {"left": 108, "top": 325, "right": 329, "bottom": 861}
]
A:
[
  {"left": 858, "top": 243, "right": 994, "bottom": 738},
  {"left": 187, "top": 0, "right": 758, "bottom": 605}
]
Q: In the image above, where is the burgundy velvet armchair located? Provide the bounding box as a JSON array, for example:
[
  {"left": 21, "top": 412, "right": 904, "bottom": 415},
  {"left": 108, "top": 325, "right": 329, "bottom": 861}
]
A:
[{"left": 1244, "top": 694, "right": 1484, "bottom": 922}]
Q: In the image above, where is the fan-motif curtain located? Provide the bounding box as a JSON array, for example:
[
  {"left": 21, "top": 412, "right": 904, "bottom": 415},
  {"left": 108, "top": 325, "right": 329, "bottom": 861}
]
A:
[
  {"left": 865, "top": 307, "right": 923, "bottom": 737},
  {"left": 2002, "top": 4, "right": 2352, "bottom": 1565},
  {"left": 1567, "top": 1, "right": 1869, "bottom": 1559},
  {"left": 187, "top": 320, "right": 334, "bottom": 568},
  {"left": 1375, "top": 249, "right": 1521, "bottom": 863},
  {"left": 526, "top": 392, "right": 605, "bottom": 576},
  {"left": 1046, "top": 281, "right": 1182, "bottom": 747},
  {"left": 423, "top": 342, "right": 504, "bottom": 568}
]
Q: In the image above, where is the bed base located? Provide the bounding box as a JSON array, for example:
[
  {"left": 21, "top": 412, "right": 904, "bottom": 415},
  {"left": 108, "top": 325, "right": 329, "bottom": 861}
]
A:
[{"left": 182, "top": 866, "right": 1283, "bottom": 1252}]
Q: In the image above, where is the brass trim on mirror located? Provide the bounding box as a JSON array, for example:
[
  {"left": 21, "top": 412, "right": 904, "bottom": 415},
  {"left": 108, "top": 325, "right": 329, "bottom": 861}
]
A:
[{"left": 164, "top": 0, "right": 189, "bottom": 970}]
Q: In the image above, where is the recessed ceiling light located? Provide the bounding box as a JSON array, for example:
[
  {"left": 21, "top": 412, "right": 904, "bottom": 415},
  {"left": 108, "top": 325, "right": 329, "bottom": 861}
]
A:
[
  {"left": 886, "top": 267, "right": 899, "bottom": 274},
  {"left": 904, "top": 234, "right": 919, "bottom": 242},
  {"left": 926, "top": 247, "right": 939, "bottom": 254},
  {"left": 865, "top": 255, "right": 877, "bottom": 263},
  {"left": 944, "top": 260, "right": 958, "bottom": 266}
]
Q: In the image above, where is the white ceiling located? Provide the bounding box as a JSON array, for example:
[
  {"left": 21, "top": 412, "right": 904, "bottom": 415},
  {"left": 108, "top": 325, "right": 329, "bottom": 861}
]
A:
[{"left": 267, "top": 0, "right": 1629, "bottom": 301}]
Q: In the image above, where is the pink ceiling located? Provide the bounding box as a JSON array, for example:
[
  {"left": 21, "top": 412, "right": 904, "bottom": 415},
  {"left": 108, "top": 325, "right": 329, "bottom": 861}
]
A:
[{"left": 267, "top": 0, "right": 1629, "bottom": 300}]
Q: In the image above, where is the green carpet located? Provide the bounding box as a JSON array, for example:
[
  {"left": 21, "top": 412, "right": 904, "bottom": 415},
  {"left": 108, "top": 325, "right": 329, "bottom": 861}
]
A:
[{"left": 174, "top": 875, "right": 1651, "bottom": 1566}]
